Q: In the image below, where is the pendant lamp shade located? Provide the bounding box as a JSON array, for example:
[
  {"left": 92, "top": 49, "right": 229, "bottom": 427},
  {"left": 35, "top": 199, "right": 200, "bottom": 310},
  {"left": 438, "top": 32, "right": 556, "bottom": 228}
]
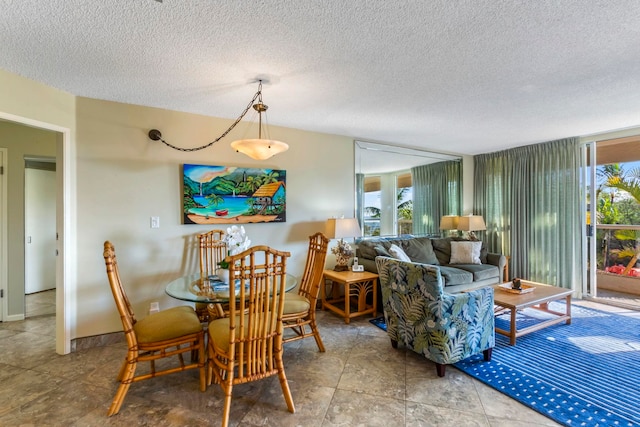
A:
[{"left": 230, "top": 138, "right": 289, "bottom": 160}]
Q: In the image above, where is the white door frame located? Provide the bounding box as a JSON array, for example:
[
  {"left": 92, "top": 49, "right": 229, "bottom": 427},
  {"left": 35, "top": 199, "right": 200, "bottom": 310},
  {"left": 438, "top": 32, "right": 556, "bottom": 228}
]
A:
[
  {"left": 0, "top": 148, "right": 6, "bottom": 324},
  {"left": 584, "top": 141, "right": 597, "bottom": 297},
  {"left": 0, "top": 111, "right": 75, "bottom": 355}
]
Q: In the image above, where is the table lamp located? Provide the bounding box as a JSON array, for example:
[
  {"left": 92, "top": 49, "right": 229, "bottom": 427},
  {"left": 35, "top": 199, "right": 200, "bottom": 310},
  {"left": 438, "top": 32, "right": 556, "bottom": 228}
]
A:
[
  {"left": 325, "top": 217, "right": 362, "bottom": 271},
  {"left": 456, "top": 215, "right": 486, "bottom": 240},
  {"left": 439, "top": 215, "right": 459, "bottom": 237}
]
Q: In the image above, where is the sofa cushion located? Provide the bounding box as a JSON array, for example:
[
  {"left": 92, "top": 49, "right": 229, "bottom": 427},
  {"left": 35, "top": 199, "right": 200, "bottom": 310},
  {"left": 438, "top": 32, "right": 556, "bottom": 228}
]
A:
[
  {"left": 449, "top": 264, "right": 499, "bottom": 282},
  {"left": 450, "top": 241, "right": 482, "bottom": 264},
  {"left": 402, "top": 237, "right": 440, "bottom": 265},
  {"left": 389, "top": 244, "right": 411, "bottom": 262},
  {"left": 432, "top": 237, "right": 453, "bottom": 265},
  {"left": 438, "top": 266, "right": 474, "bottom": 286}
]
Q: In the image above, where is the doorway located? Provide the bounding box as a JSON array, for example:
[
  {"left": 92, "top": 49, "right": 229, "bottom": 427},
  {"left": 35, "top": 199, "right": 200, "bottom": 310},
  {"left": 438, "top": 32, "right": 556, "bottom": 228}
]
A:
[
  {"left": 24, "top": 158, "right": 57, "bottom": 317},
  {"left": 0, "top": 112, "right": 73, "bottom": 355}
]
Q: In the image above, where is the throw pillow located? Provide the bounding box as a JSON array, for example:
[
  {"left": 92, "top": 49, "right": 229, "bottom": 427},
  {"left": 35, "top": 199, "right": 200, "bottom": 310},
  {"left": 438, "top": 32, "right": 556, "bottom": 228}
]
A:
[
  {"left": 449, "top": 241, "right": 482, "bottom": 264},
  {"left": 356, "top": 241, "right": 377, "bottom": 259},
  {"left": 373, "top": 244, "right": 391, "bottom": 257},
  {"left": 388, "top": 244, "right": 411, "bottom": 262},
  {"left": 403, "top": 237, "right": 440, "bottom": 265},
  {"left": 431, "top": 237, "right": 453, "bottom": 265}
]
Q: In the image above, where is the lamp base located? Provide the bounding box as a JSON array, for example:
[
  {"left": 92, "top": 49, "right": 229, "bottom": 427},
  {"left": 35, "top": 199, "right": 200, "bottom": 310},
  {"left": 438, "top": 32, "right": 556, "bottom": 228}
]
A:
[{"left": 333, "top": 264, "right": 349, "bottom": 272}]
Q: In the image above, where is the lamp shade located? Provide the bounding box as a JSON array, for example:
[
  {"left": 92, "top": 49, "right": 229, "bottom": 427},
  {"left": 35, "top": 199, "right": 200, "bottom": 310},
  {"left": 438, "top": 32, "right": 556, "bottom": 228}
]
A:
[
  {"left": 457, "top": 215, "right": 486, "bottom": 231},
  {"left": 230, "top": 138, "right": 289, "bottom": 160},
  {"left": 325, "top": 218, "right": 362, "bottom": 239},
  {"left": 439, "top": 215, "right": 459, "bottom": 230}
]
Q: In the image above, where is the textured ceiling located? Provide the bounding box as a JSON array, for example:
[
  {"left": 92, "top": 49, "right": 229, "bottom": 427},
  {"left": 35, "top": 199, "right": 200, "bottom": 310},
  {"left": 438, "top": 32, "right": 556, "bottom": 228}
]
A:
[{"left": 2, "top": 1, "right": 640, "bottom": 155}]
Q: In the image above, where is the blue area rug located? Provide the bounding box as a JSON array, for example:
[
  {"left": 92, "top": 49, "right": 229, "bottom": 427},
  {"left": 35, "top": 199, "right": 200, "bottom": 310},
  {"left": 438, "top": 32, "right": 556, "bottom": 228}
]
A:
[
  {"left": 369, "top": 315, "right": 387, "bottom": 331},
  {"left": 371, "top": 304, "right": 640, "bottom": 427}
]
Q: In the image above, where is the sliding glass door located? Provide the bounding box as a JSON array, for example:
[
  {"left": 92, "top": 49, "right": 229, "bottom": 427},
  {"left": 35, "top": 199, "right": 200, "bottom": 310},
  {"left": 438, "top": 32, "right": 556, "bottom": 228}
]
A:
[{"left": 583, "top": 136, "right": 640, "bottom": 306}]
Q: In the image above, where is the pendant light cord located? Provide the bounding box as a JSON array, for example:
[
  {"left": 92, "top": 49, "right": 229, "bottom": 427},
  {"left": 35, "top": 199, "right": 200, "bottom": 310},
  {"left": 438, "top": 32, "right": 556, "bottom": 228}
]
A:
[{"left": 149, "top": 81, "right": 264, "bottom": 152}]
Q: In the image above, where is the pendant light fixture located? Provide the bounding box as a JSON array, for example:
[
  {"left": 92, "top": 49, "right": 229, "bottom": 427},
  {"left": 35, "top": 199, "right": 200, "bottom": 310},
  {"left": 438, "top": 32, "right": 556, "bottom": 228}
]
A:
[
  {"left": 148, "top": 79, "right": 288, "bottom": 160},
  {"left": 230, "top": 84, "right": 288, "bottom": 160}
]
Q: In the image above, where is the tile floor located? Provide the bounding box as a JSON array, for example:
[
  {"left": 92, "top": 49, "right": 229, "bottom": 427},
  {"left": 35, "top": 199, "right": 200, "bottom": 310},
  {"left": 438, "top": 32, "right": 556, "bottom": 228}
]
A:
[
  {"left": 25, "top": 289, "right": 56, "bottom": 318},
  {"left": 587, "top": 288, "right": 640, "bottom": 311},
  {"left": 1, "top": 293, "right": 594, "bottom": 426},
  {"left": 0, "top": 300, "right": 568, "bottom": 427}
]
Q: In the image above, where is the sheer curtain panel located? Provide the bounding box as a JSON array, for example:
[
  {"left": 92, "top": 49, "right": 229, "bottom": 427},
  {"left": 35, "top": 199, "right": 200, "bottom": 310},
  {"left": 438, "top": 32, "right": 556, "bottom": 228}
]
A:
[
  {"left": 412, "top": 160, "right": 461, "bottom": 235},
  {"left": 474, "top": 137, "right": 583, "bottom": 290}
]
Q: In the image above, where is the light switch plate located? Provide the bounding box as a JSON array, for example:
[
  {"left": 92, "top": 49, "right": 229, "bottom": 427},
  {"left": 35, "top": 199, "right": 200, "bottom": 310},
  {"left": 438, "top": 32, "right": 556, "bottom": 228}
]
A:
[
  {"left": 150, "top": 216, "right": 160, "bottom": 228},
  {"left": 149, "top": 302, "right": 160, "bottom": 313}
]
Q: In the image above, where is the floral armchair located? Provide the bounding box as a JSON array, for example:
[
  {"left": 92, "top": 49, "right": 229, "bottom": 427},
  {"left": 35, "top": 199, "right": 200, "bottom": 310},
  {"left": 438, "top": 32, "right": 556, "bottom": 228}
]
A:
[{"left": 375, "top": 256, "right": 495, "bottom": 377}]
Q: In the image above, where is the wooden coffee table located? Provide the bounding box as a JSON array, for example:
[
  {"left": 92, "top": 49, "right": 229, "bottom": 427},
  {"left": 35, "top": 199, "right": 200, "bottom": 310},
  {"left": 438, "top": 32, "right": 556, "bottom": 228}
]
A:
[{"left": 492, "top": 280, "right": 572, "bottom": 345}]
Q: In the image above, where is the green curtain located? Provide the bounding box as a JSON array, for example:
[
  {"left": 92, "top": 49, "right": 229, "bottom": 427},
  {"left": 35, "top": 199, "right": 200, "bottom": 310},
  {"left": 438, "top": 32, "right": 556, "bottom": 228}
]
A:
[
  {"left": 474, "top": 137, "right": 583, "bottom": 289},
  {"left": 412, "top": 160, "right": 461, "bottom": 235}
]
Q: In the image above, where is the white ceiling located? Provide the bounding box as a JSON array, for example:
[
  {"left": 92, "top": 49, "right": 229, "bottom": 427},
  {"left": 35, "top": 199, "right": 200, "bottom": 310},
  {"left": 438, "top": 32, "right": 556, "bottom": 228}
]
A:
[{"left": 2, "top": 1, "right": 640, "bottom": 155}]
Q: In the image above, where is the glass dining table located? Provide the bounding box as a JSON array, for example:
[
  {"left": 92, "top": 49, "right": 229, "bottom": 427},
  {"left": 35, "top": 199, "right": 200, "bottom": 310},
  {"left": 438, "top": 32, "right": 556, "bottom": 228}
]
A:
[{"left": 165, "top": 273, "right": 298, "bottom": 319}]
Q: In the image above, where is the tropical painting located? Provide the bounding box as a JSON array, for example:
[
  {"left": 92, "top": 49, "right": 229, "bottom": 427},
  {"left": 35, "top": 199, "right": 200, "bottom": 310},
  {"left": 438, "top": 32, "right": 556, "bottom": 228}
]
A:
[{"left": 183, "top": 164, "right": 286, "bottom": 224}]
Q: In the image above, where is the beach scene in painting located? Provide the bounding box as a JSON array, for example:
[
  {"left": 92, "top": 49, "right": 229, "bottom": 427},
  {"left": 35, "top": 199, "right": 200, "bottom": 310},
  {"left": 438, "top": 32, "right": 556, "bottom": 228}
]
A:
[{"left": 183, "top": 164, "right": 286, "bottom": 224}]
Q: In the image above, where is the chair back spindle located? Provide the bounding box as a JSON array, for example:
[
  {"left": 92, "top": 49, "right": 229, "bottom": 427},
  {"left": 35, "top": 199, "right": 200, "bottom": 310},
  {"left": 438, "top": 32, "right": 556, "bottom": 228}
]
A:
[
  {"left": 199, "top": 229, "right": 227, "bottom": 277},
  {"left": 281, "top": 232, "right": 329, "bottom": 351},
  {"left": 104, "top": 242, "right": 138, "bottom": 348},
  {"left": 207, "top": 245, "right": 295, "bottom": 427}
]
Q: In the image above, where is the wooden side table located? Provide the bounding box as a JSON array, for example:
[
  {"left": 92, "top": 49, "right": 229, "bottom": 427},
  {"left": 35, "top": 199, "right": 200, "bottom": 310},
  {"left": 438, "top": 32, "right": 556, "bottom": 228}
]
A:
[{"left": 321, "top": 269, "right": 378, "bottom": 324}]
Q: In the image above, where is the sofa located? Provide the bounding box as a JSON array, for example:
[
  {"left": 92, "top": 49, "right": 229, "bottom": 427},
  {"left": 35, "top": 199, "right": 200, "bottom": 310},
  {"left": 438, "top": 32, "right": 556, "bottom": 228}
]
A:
[
  {"left": 356, "top": 235, "right": 506, "bottom": 293},
  {"left": 375, "top": 256, "right": 495, "bottom": 376}
]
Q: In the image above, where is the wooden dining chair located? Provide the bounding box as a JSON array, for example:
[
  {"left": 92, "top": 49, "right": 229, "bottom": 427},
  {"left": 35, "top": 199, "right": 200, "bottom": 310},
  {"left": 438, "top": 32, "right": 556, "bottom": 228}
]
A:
[
  {"left": 282, "top": 232, "right": 329, "bottom": 351},
  {"left": 103, "top": 241, "right": 206, "bottom": 416},
  {"left": 197, "top": 229, "right": 227, "bottom": 321},
  {"left": 206, "top": 245, "right": 295, "bottom": 427}
]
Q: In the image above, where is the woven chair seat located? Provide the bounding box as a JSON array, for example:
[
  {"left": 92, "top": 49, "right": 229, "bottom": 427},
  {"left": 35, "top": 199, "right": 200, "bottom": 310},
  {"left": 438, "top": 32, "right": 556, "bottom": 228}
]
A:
[
  {"left": 208, "top": 311, "right": 282, "bottom": 353},
  {"left": 134, "top": 306, "right": 203, "bottom": 344},
  {"left": 282, "top": 294, "right": 311, "bottom": 315}
]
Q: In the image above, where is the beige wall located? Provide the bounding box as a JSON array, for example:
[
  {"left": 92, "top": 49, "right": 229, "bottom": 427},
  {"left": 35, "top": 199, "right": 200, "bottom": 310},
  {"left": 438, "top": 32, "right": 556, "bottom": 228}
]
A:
[
  {"left": 0, "top": 69, "right": 75, "bottom": 346},
  {"left": 73, "top": 97, "right": 355, "bottom": 337},
  {"left": 0, "top": 67, "right": 357, "bottom": 342},
  {"left": 0, "top": 67, "right": 475, "bottom": 344},
  {"left": 0, "top": 69, "right": 76, "bottom": 127},
  {"left": 0, "top": 67, "right": 354, "bottom": 338}
]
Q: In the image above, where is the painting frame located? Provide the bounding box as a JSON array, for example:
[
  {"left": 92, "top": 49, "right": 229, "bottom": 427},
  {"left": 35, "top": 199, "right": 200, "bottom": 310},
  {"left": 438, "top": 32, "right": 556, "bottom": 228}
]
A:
[{"left": 182, "top": 164, "right": 286, "bottom": 225}]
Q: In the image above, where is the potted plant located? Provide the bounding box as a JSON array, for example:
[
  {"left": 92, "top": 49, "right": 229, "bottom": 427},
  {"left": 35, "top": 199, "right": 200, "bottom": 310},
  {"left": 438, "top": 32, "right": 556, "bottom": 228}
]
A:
[{"left": 216, "top": 225, "right": 251, "bottom": 283}]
